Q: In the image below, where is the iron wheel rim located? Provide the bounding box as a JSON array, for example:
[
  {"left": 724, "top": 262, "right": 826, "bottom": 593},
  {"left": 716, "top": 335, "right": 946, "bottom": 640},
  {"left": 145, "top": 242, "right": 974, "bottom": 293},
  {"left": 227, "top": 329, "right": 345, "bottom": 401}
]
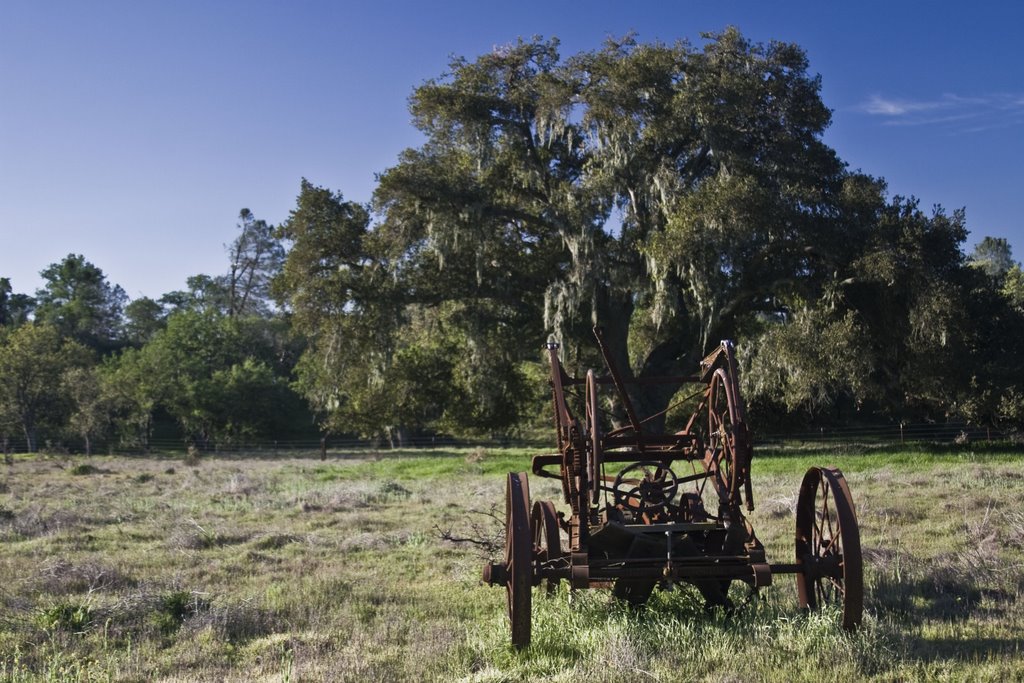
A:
[
  {"left": 795, "top": 466, "right": 863, "bottom": 630},
  {"left": 505, "top": 472, "right": 533, "bottom": 648}
]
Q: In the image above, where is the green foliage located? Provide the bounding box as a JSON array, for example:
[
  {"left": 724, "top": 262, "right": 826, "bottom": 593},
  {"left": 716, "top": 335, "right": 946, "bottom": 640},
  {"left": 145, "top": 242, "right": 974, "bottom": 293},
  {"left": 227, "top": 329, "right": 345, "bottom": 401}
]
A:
[
  {"left": 744, "top": 309, "right": 874, "bottom": 417},
  {"left": 970, "top": 236, "right": 1014, "bottom": 279},
  {"left": 208, "top": 358, "right": 295, "bottom": 444},
  {"left": 136, "top": 310, "right": 307, "bottom": 445},
  {"left": 275, "top": 180, "right": 391, "bottom": 436},
  {"left": 160, "top": 203, "right": 287, "bottom": 321},
  {"left": 274, "top": 179, "right": 375, "bottom": 335},
  {"left": 123, "top": 296, "right": 167, "bottom": 345},
  {"left": 225, "top": 208, "right": 285, "bottom": 317},
  {"left": 161, "top": 274, "right": 232, "bottom": 316},
  {"left": 854, "top": 204, "right": 1024, "bottom": 427},
  {"left": 276, "top": 179, "right": 532, "bottom": 438},
  {"left": 0, "top": 323, "right": 91, "bottom": 451},
  {"left": 3, "top": 31, "right": 1023, "bottom": 445},
  {"left": 0, "top": 277, "right": 35, "bottom": 327},
  {"left": 364, "top": 29, "right": 1024, "bottom": 437},
  {"left": 279, "top": 30, "right": 864, "bottom": 437},
  {"left": 1001, "top": 263, "right": 1024, "bottom": 311},
  {"left": 33, "top": 254, "right": 126, "bottom": 352},
  {"left": 62, "top": 365, "right": 114, "bottom": 455},
  {"left": 99, "top": 346, "right": 164, "bottom": 450},
  {"left": 738, "top": 193, "right": 1024, "bottom": 432}
]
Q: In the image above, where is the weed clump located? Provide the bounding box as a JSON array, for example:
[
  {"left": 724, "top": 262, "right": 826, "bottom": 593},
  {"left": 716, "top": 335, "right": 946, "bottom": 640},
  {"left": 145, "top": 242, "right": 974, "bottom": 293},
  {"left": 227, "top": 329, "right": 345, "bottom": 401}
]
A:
[
  {"left": 69, "top": 463, "right": 100, "bottom": 476},
  {"left": 252, "top": 533, "right": 299, "bottom": 550},
  {"left": 151, "top": 590, "right": 208, "bottom": 635},
  {"left": 170, "top": 519, "right": 221, "bottom": 550},
  {"left": 37, "top": 559, "right": 136, "bottom": 595},
  {"left": 184, "top": 446, "right": 201, "bottom": 466},
  {"left": 185, "top": 602, "right": 280, "bottom": 644},
  {"left": 37, "top": 601, "right": 93, "bottom": 633},
  {"left": 360, "top": 480, "right": 412, "bottom": 505},
  {"left": 376, "top": 480, "right": 411, "bottom": 498}
]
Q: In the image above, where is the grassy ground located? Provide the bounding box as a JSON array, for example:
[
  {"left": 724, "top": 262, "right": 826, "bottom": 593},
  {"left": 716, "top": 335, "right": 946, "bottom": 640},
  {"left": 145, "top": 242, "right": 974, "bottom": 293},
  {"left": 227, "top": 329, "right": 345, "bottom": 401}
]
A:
[{"left": 1, "top": 445, "right": 1022, "bottom": 681}]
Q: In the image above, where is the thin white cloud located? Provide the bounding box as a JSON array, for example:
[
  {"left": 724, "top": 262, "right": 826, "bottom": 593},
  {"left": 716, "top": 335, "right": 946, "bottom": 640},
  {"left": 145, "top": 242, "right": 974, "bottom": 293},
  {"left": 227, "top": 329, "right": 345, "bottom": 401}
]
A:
[
  {"left": 862, "top": 95, "right": 945, "bottom": 116},
  {"left": 859, "top": 92, "right": 1024, "bottom": 132}
]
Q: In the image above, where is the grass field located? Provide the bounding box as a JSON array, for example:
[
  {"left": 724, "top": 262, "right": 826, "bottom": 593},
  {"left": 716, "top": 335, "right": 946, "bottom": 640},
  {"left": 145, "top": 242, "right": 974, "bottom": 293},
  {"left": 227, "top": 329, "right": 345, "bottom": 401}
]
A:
[{"left": 1, "top": 445, "right": 1022, "bottom": 681}]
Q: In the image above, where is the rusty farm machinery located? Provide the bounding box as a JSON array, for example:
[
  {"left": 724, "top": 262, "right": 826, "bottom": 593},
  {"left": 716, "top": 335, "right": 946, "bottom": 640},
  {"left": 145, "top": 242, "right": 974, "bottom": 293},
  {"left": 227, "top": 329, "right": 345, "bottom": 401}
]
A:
[{"left": 482, "top": 328, "right": 863, "bottom": 648}]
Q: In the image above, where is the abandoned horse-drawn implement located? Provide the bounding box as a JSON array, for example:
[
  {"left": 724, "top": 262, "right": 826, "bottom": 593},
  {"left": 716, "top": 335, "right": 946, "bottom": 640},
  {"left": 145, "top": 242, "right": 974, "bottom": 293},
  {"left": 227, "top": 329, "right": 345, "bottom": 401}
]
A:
[{"left": 483, "top": 329, "right": 863, "bottom": 648}]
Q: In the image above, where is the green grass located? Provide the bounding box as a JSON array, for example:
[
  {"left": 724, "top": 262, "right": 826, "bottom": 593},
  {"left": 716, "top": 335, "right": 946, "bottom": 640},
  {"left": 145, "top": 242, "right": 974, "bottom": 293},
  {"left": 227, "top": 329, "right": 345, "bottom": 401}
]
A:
[{"left": 1, "top": 446, "right": 1022, "bottom": 681}]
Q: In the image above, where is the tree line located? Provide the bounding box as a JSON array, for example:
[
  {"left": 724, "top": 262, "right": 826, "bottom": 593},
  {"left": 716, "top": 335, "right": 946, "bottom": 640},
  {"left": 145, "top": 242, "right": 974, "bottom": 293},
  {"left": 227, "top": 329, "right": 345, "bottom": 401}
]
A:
[
  {"left": 0, "top": 212, "right": 309, "bottom": 453},
  {"left": 3, "top": 29, "right": 1024, "bottom": 453}
]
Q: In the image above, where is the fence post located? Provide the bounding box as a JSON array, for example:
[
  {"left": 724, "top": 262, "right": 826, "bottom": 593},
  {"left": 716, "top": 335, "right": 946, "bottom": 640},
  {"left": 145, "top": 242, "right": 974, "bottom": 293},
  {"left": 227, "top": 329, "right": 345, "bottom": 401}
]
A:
[
  {"left": 3, "top": 437, "right": 10, "bottom": 465},
  {"left": 900, "top": 422, "right": 904, "bottom": 445},
  {"left": 320, "top": 437, "right": 327, "bottom": 461}
]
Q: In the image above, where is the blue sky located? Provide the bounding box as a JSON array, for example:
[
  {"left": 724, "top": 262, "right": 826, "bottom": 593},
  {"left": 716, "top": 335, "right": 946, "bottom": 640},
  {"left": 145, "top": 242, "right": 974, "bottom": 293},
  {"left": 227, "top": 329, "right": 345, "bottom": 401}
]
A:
[{"left": 2, "top": 1, "right": 1022, "bottom": 300}]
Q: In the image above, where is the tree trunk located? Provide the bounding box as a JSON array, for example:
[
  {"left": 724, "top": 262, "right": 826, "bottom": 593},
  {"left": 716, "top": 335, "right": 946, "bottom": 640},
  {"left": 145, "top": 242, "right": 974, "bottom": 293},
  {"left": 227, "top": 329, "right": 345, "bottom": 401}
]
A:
[
  {"left": 593, "top": 290, "right": 635, "bottom": 431},
  {"left": 595, "top": 291, "right": 705, "bottom": 435},
  {"left": 634, "top": 335, "right": 697, "bottom": 434}
]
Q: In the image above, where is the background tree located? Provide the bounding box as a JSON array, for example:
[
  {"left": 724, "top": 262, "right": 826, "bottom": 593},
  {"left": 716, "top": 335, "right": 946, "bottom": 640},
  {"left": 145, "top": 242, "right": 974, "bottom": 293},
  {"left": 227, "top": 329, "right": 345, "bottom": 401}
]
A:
[
  {"left": 34, "top": 254, "right": 127, "bottom": 352},
  {"left": 0, "top": 323, "right": 90, "bottom": 451},
  {"left": 0, "top": 277, "right": 36, "bottom": 327},
  {"left": 62, "top": 365, "right": 113, "bottom": 455},
  {"left": 99, "top": 347, "right": 168, "bottom": 451},
  {"left": 1003, "top": 264, "right": 1024, "bottom": 311},
  {"left": 159, "top": 275, "right": 231, "bottom": 315},
  {"left": 123, "top": 296, "right": 167, "bottom": 346},
  {"left": 274, "top": 180, "right": 395, "bottom": 437},
  {"left": 275, "top": 177, "right": 536, "bottom": 440},
  {"left": 741, "top": 194, "right": 979, "bottom": 424},
  {"left": 970, "top": 236, "right": 1014, "bottom": 279},
  {"left": 743, "top": 309, "right": 874, "bottom": 421},
  {"left": 207, "top": 358, "right": 296, "bottom": 444},
  {"left": 225, "top": 208, "right": 285, "bottom": 317},
  {"left": 137, "top": 309, "right": 307, "bottom": 447}
]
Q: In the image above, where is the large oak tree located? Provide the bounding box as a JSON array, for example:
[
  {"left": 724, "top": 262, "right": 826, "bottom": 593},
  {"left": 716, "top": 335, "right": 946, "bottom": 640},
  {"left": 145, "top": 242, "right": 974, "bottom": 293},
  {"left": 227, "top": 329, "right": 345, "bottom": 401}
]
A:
[
  {"left": 370, "top": 29, "right": 856, "bottom": 430},
  {"left": 279, "top": 29, "right": 1024, "bottom": 437}
]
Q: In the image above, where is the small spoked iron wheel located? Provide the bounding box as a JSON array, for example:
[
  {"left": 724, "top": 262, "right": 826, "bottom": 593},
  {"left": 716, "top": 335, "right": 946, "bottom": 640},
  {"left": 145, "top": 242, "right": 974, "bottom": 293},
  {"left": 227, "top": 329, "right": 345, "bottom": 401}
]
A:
[
  {"left": 612, "top": 461, "right": 680, "bottom": 515},
  {"left": 504, "top": 472, "right": 533, "bottom": 648},
  {"left": 795, "top": 466, "right": 863, "bottom": 630},
  {"left": 531, "top": 500, "right": 564, "bottom": 594}
]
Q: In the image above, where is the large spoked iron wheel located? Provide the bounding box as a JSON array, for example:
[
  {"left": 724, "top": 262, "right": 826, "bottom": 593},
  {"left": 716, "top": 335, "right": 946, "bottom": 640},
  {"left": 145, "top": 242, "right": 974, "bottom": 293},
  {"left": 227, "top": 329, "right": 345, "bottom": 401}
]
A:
[
  {"left": 585, "top": 369, "right": 603, "bottom": 505},
  {"left": 706, "top": 368, "right": 740, "bottom": 502},
  {"left": 795, "top": 466, "right": 863, "bottom": 630},
  {"left": 532, "top": 500, "right": 564, "bottom": 594},
  {"left": 505, "top": 472, "right": 533, "bottom": 648}
]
